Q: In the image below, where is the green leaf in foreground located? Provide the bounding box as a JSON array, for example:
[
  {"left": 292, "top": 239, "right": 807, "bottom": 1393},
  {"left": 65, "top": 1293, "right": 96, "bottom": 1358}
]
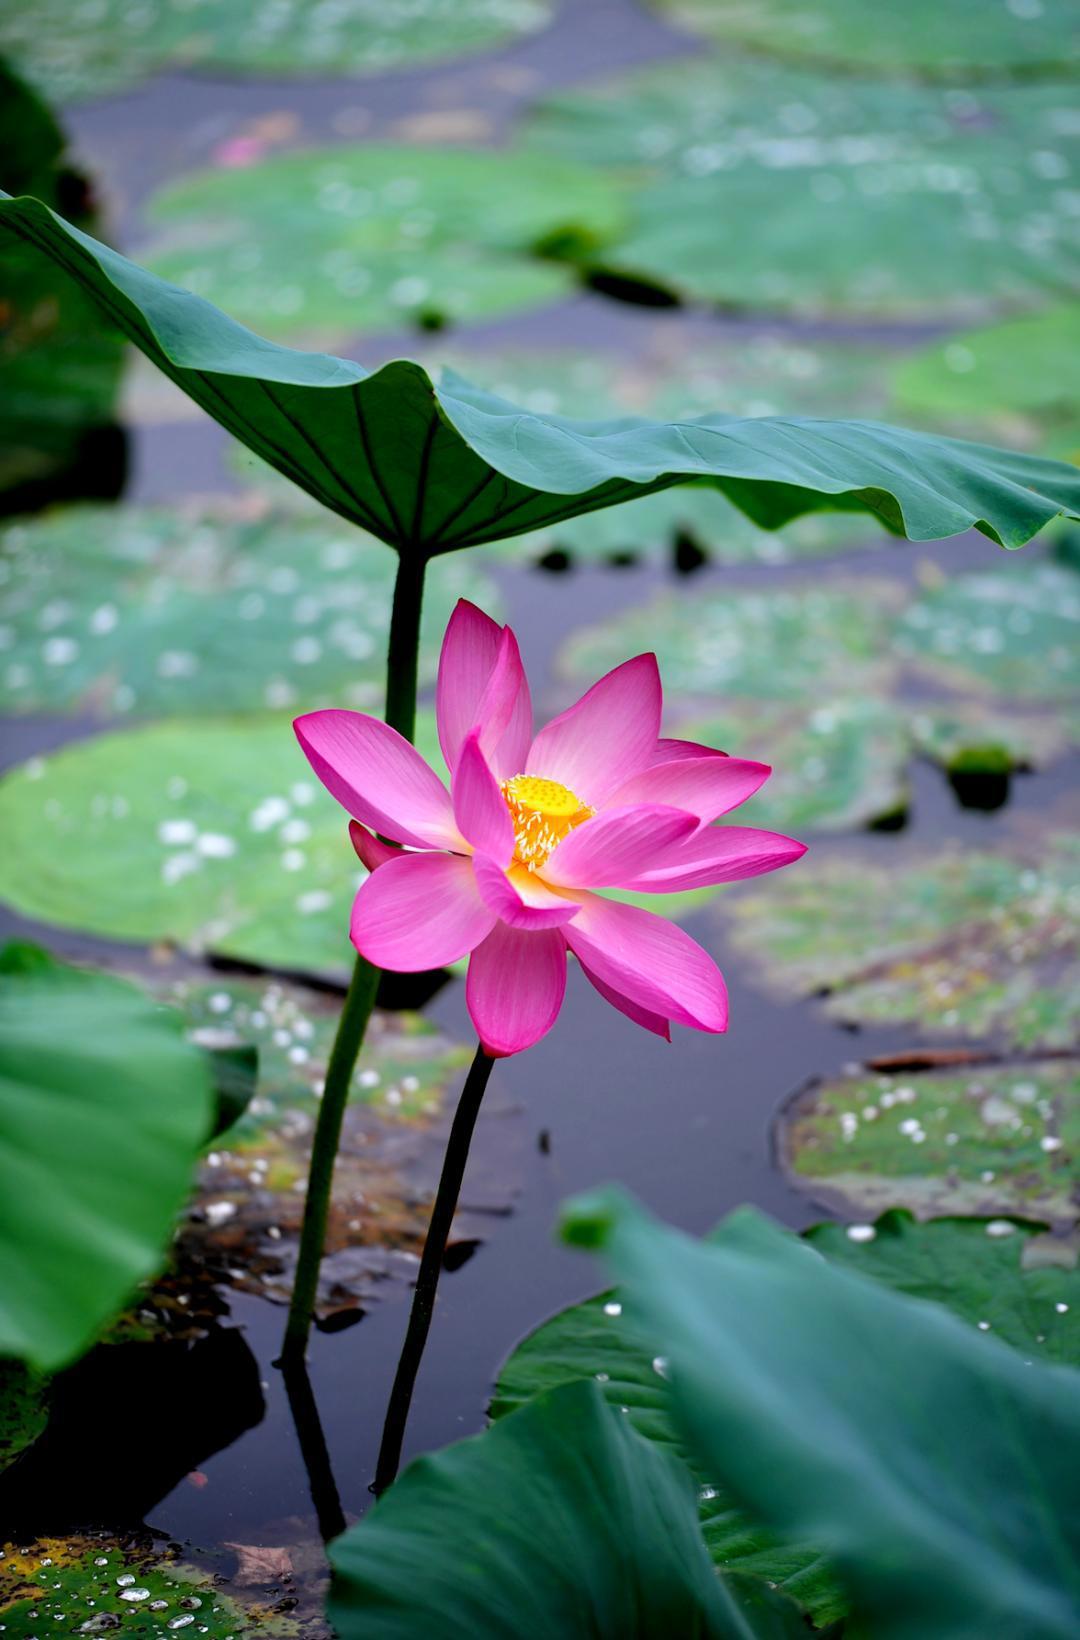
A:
[
  {"left": 804, "top": 1209, "right": 1078, "bottom": 1365},
  {"left": 0, "top": 955, "right": 213, "bottom": 1369},
  {"left": 329, "top": 1379, "right": 804, "bottom": 1639},
  {"left": 0, "top": 505, "right": 496, "bottom": 716},
  {"left": 780, "top": 1058, "right": 1079, "bottom": 1228},
  {"left": 560, "top": 1190, "right": 1080, "bottom": 1640},
  {"left": 2, "top": 194, "right": 1078, "bottom": 556}
]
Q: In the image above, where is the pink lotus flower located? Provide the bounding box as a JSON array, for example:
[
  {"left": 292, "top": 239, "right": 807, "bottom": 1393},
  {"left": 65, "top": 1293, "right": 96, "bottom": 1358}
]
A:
[{"left": 295, "top": 601, "right": 805, "bottom": 1057}]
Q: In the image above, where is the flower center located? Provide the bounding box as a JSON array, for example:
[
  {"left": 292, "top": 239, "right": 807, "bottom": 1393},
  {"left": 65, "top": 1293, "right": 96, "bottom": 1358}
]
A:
[{"left": 500, "top": 773, "right": 595, "bottom": 872}]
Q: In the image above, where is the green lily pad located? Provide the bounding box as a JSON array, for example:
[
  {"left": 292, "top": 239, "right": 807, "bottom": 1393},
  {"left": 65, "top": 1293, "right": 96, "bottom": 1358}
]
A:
[
  {"left": 726, "top": 834, "right": 1080, "bottom": 1050},
  {"left": 0, "top": 60, "right": 123, "bottom": 512},
  {"left": 0, "top": 717, "right": 388, "bottom": 971},
  {"left": 527, "top": 59, "right": 1080, "bottom": 316},
  {"left": 0, "top": 1532, "right": 309, "bottom": 1636},
  {"left": 649, "top": 0, "right": 1080, "bottom": 78},
  {"left": 782, "top": 1061, "right": 1079, "bottom": 1228},
  {"left": 0, "top": 504, "right": 496, "bottom": 717},
  {"left": 141, "top": 144, "right": 625, "bottom": 345},
  {"left": 560, "top": 577, "right": 904, "bottom": 702},
  {"left": 164, "top": 974, "right": 512, "bottom": 1316},
  {"left": 805, "top": 1209, "right": 1078, "bottom": 1361},
  {"left": 897, "top": 562, "right": 1080, "bottom": 700},
  {"left": 893, "top": 306, "right": 1080, "bottom": 452},
  {"left": 0, "top": 0, "right": 551, "bottom": 104}
]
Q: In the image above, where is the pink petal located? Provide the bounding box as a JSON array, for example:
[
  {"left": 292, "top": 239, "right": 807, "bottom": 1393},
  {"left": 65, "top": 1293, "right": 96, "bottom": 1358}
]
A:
[
  {"left": 348, "top": 820, "right": 403, "bottom": 872},
  {"left": 578, "top": 958, "right": 671, "bottom": 1040},
  {"left": 451, "top": 733, "right": 514, "bottom": 866},
  {"left": 543, "top": 804, "right": 697, "bottom": 888},
  {"left": 525, "top": 654, "right": 662, "bottom": 807},
  {"left": 648, "top": 736, "right": 729, "bottom": 764},
  {"left": 350, "top": 852, "right": 495, "bottom": 971},
  {"left": 472, "top": 625, "right": 532, "bottom": 781},
  {"left": 436, "top": 600, "right": 502, "bottom": 773},
  {"left": 295, "top": 710, "right": 461, "bottom": 851},
  {"left": 435, "top": 601, "right": 531, "bottom": 778},
  {"left": 619, "top": 825, "right": 807, "bottom": 892},
  {"left": 473, "top": 854, "right": 581, "bottom": 930},
  {"left": 466, "top": 923, "right": 567, "bottom": 1057},
  {"left": 605, "top": 756, "right": 770, "bottom": 825},
  {"left": 565, "top": 895, "right": 728, "bottom": 1033}
]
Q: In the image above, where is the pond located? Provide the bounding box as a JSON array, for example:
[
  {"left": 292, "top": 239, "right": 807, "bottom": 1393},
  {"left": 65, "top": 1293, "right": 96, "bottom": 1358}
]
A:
[{"left": 1, "top": 0, "right": 1077, "bottom": 1634}]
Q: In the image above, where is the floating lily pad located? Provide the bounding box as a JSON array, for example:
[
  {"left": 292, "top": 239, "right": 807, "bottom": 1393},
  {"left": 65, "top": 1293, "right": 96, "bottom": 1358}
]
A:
[
  {"left": 649, "top": 0, "right": 1080, "bottom": 78},
  {"left": 726, "top": 834, "right": 1080, "bottom": 1050},
  {"left": 804, "top": 1209, "right": 1078, "bottom": 1363},
  {"left": 0, "top": 60, "right": 123, "bottom": 512},
  {"left": 0, "top": 1532, "right": 309, "bottom": 1636},
  {"left": 561, "top": 578, "right": 903, "bottom": 702},
  {"left": 0, "top": 0, "right": 551, "bottom": 103},
  {"left": 141, "top": 144, "right": 624, "bottom": 345},
  {"left": 897, "top": 562, "right": 1080, "bottom": 700},
  {"left": 0, "top": 718, "right": 368, "bottom": 970},
  {"left": 527, "top": 60, "right": 1080, "bottom": 315},
  {"left": 0, "top": 505, "right": 496, "bottom": 717},
  {"left": 164, "top": 975, "right": 516, "bottom": 1317},
  {"left": 782, "top": 1061, "right": 1079, "bottom": 1227},
  {"left": 893, "top": 306, "right": 1080, "bottom": 455}
]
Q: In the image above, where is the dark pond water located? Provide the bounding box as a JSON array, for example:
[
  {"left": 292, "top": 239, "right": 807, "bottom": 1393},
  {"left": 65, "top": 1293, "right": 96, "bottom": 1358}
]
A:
[{"left": 2, "top": 0, "right": 1076, "bottom": 1621}]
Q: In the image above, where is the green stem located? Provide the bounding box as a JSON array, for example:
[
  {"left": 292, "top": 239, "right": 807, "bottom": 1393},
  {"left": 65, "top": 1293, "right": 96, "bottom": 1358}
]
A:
[
  {"left": 373, "top": 1045, "right": 496, "bottom": 1495},
  {"left": 280, "top": 551, "right": 427, "bottom": 1364}
]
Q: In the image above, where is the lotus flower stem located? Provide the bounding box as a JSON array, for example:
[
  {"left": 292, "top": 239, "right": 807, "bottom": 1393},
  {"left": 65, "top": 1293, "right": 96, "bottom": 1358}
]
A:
[
  {"left": 373, "top": 1044, "right": 495, "bottom": 1495},
  {"left": 281, "top": 551, "right": 427, "bottom": 1363}
]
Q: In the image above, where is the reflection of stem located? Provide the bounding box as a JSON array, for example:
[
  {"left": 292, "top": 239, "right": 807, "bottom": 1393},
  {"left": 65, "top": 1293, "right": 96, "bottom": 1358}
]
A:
[
  {"left": 373, "top": 1046, "right": 495, "bottom": 1496},
  {"left": 281, "top": 1358, "right": 347, "bottom": 1543},
  {"left": 281, "top": 551, "right": 428, "bottom": 1363}
]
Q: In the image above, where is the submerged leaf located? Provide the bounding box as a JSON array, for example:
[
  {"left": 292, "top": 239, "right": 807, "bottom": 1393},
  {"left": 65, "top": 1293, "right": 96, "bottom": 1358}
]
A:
[
  {"left": 780, "top": 1059, "right": 1079, "bottom": 1228},
  {"left": 2, "top": 194, "right": 1077, "bottom": 555}
]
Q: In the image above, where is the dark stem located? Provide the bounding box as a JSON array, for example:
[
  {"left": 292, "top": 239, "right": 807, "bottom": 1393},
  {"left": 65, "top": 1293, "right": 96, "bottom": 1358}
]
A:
[
  {"left": 280, "top": 1358, "right": 348, "bottom": 1542},
  {"left": 280, "top": 548, "right": 428, "bottom": 1363},
  {"left": 372, "top": 1045, "right": 496, "bottom": 1496}
]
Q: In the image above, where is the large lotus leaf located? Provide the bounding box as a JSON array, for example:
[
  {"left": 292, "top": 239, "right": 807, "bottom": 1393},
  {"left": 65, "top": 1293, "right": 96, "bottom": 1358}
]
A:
[
  {"left": 561, "top": 578, "right": 904, "bottom": 703},
  {"left": 725, "top": 834, "right": 1080, "bottom": 1050},
  {"left": 561, "top": 1191, "right": 1080, "bottom": 1640},
  {"left": 330, "top": 1379, "right": 803, "bottom": 1639},
  {"left": 782, "top": 1060, "right": 1079, "bottom": 1227},
  {"left": 650, "top": 0, "right": 1080, "bottom": 76},
  {"left": 141, "top": 145, "right": 626, "bottom": 346},
  {"left": 527, "top": 60, "right": 1080, "bottom": 317},
  {"left": 805, "top": 1210, "right": 1078, "bottom": 1362},
  {"left": 168, "top": 974, "right": 520, "bottom": 1318},
  {"left": 0, "top": 959, "right": 213, "bottom": 1370},
  {"left": 0, "top": 0, "right": 551, "bottom": 103},
  {"left": 0, "top": 504, "right": 495, "bottom": 716},
  {"left": 0, "top": 61, "right": 123, "bottom": 511},
  {"left": 3, "top": 198, "right": 1079, "bottom": 558},
  {"left": 0, "top": 1533, "right": 309, "bottom": 1637},
  {"left": 0, "top": 1360, "right": 49, "bottom": 1473},
  {"left": 494, "top": 1210, "right": 1078, "bottom": 1623},
  {"left": 0, "top": 716, "right": 419, "bottom": 971},
  {"left": 898, "top": 561, "right": 1080, "bottom": 700}
]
